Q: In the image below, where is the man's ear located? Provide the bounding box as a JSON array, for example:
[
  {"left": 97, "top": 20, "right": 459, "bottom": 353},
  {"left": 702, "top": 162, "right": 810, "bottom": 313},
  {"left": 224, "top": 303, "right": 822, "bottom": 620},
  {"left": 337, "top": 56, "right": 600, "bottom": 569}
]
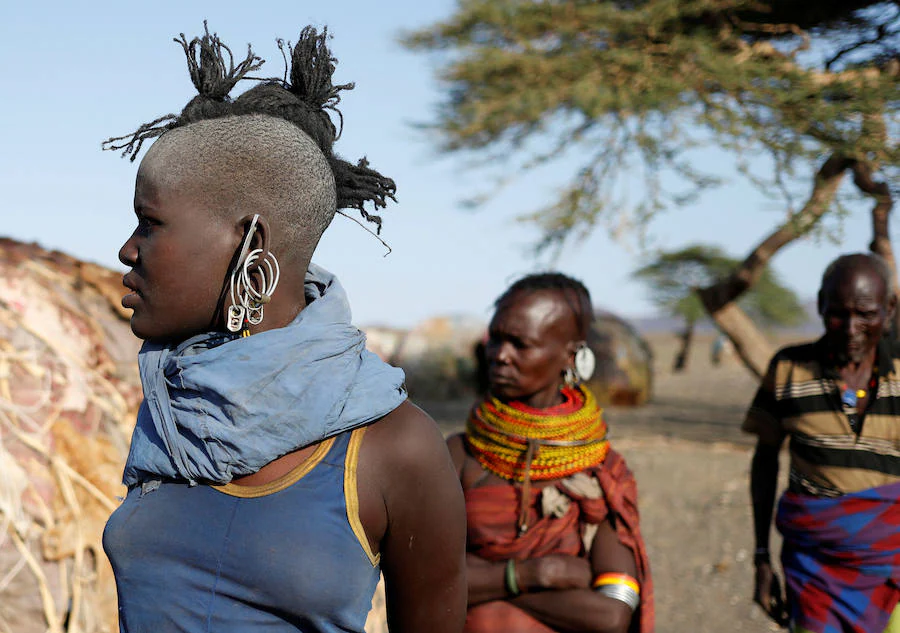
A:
[
  {"left": 817, "top": 289, "right": 826, "bottom": 317},
  {"left": 886, "top": 292, "right": 897, "bottom": 322}
]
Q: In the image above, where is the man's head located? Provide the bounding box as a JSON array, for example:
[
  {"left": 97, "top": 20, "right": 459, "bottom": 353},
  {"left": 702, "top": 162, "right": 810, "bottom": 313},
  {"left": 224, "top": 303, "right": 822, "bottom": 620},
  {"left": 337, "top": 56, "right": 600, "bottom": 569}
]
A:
[{"left": 818, "top": 253, "right": 896, "bottom": 364}]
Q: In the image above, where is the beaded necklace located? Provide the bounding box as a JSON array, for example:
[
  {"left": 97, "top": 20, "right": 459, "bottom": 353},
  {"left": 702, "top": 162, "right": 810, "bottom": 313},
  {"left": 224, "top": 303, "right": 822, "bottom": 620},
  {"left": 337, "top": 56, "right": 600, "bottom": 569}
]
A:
[
  {"left": 838, "top": 367, "right": 878, "bottom": 434},
  {"left": 838, "top": 369, "right": 878, "bottom": 407},
  {"left": 465, "top": 385, "right": 609, "bottom": 533}
]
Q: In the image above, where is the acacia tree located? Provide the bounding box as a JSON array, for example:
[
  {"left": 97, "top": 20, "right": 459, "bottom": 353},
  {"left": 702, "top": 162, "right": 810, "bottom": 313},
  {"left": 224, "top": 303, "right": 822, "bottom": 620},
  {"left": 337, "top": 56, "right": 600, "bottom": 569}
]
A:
[
  {"left": 633, "top": 245, "right": 804, "bottom": 371},
  {"left": 404, "top": 0, "right": 899, "bottom": 377}
]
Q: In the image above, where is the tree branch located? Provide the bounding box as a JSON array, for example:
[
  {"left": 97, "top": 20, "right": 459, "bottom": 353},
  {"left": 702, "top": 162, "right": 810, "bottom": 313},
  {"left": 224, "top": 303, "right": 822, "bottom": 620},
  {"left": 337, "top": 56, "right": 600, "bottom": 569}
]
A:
[
  {"left": 697, "top": 153, "right": 852, "bottom": 377},
  {"left": 825, "top": 22, "right": 894, "bottom": 71}
]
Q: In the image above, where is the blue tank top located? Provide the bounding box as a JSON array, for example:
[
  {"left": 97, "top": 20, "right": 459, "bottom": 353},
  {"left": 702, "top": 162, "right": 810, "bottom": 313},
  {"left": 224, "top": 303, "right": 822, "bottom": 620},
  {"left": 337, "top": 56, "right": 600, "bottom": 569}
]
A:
[{"left": 103, "top": 427, "right": 380, "bottom": 633}]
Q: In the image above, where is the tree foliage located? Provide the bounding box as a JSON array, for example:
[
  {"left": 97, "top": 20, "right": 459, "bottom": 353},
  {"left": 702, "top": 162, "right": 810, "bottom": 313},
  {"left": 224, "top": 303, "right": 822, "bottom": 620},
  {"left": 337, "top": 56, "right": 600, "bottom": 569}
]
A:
[
  {"left": 633, "top": 244, "right": 805, "bottom": 328},
  {"left": 404, "top": 0, "right": 899, "bottom": 252}
]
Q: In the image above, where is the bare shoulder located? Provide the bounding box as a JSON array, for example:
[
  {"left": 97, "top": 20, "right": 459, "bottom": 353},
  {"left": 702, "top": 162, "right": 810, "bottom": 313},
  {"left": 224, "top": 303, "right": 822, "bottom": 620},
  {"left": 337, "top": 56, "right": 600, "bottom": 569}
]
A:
[
  {"left": 363, "top": 400, "right": 453, "bottom": 475},
  {"left": 361, "top": 400, "right": 465, "bottom": 534}
]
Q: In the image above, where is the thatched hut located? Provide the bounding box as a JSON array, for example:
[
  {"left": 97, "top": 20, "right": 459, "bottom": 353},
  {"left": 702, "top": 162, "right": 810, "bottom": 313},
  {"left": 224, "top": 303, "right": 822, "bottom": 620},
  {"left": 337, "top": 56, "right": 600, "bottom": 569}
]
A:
[
  {"left": 585, "top": 311, "right": 654, "bottom": 406},
  {"left": 0, "top": 238, "right": 140, "bottom": 633}
]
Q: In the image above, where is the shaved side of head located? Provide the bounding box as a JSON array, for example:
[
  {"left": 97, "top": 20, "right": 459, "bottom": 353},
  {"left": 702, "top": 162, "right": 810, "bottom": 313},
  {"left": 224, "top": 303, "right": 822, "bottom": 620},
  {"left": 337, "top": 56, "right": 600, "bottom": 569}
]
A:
[{"left": 140, "top": 114, "right": 337, "bottom": 266}]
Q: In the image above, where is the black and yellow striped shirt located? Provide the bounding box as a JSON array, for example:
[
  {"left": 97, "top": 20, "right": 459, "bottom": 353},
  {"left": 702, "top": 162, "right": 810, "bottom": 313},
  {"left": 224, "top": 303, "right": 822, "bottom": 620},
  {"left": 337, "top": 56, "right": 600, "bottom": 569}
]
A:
[{"left": 743, "top": 338, "right": 900, "bottom": 496}]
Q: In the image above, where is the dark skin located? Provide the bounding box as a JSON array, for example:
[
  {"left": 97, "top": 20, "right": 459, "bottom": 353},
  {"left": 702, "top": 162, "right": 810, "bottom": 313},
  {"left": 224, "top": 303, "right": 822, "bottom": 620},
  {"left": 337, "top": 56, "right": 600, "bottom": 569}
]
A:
[
  {"left": 119, "top": 152, "right": 468, "bottom": 633},
  {"left": 750, "top": 259, "right": 896, "bottom": 627},
  {"left": 447, "top": 290, "right": 637, "bottom": 633}
]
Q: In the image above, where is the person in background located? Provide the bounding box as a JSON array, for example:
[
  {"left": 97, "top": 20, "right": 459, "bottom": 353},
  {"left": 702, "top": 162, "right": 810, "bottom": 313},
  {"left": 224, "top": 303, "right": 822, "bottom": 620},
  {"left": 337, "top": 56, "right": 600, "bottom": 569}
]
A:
[
  {"left": 746, "top": 253, "right": 900, "bottom": 633},
  {"left": 101, "top": 24, "right": 466, "bottom": 633},
  {"left": 448, "top": 273, "right": 653, "bottom": 633}
]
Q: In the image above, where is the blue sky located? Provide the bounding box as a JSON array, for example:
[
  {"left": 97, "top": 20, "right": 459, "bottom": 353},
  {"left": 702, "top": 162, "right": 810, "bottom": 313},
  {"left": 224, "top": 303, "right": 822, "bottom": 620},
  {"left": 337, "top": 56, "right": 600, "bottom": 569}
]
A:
[{"left": 2, "top": 1, "right": 882, "bottom": 327}]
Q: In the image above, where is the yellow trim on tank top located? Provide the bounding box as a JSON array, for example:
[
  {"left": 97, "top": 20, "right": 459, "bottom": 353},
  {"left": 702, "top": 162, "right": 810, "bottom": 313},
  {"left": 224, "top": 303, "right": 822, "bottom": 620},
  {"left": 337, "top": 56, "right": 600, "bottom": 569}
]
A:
[
  {"left": 212, "top": 437, "right": 337, "bottom": 498},
  {"left": 345, "top": 427, "right": 380, "bottom": 567}
]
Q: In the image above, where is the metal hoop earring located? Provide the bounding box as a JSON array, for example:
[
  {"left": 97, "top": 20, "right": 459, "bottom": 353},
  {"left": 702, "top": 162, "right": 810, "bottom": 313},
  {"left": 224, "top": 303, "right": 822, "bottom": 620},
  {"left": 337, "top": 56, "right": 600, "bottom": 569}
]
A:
[
  {"left": 239, "top": 248, "right": 280, "bottom": 326},
  {"left": 226, "top": 265, "right": 248, "bottom": 333},
  {"left": 226, "top": 216, "right": 258, "bottom": 333},
  {"left": 225, "top": 215, "right": 280, "bottom": 335}
]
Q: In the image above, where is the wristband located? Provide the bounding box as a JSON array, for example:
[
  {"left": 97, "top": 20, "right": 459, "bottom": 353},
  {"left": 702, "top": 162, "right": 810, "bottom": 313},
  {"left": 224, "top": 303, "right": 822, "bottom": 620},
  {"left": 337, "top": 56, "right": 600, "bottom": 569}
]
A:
[
  {"left": 592, "top": 573, "right": 640, "bottom": 612},
  {"left": 753, "top": 547, "right": 771, "bottom": 566},
  {"left": 505, "top": 559, "right": 521, "bottom": 597}
]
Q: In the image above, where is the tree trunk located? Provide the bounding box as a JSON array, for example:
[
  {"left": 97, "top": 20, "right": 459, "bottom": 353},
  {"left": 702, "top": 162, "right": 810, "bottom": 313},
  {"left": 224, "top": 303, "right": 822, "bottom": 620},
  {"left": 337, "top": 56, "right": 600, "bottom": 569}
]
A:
[
  {"left": 673, "top": 319, "right": 695, "bottom": 372},
  {"left": 853, "top": 161, "right": 900, "bottom": 331},
  {"left": 697, "top": 154, "right": 852, "bottom": 378}
]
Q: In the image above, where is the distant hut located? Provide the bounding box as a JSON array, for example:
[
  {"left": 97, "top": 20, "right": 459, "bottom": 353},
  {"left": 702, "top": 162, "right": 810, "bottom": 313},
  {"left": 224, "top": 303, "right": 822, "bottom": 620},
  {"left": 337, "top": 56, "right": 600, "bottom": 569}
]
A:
[
  {"left": 382, "top": 315, "right": 485, "bottom": 401},
  {"left": 585, "top": 311, "right": 653, "bottom": 406}
]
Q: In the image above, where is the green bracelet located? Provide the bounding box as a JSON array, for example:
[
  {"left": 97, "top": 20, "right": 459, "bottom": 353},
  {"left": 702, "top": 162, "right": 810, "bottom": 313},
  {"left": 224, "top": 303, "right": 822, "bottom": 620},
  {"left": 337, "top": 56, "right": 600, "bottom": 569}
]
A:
[{"left": 505, "top": 559, "right": 521, "bottom": 596}]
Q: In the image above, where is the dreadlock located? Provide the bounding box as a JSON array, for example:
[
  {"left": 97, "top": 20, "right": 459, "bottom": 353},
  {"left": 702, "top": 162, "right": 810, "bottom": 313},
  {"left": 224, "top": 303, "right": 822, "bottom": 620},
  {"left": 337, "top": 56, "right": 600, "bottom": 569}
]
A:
[
  {"left": 102, "top": 22, "right": 396, "bottom": 234},
  {"left": 495, "top": 273, "right": 594, "bottom": 340}
]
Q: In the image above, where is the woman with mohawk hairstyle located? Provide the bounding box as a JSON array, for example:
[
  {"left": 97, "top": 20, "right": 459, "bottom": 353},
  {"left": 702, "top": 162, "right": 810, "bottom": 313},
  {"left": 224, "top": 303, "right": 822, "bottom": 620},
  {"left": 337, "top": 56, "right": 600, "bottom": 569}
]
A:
[{"left": 100, "top": 24, "right": 466, "bottom": 633}]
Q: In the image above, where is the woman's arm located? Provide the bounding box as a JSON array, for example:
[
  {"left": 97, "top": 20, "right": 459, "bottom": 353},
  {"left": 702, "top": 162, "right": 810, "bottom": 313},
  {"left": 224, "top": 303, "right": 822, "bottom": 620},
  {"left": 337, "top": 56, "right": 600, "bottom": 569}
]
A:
[
  {"left": 511, "top": 519, "right": 637, "bottom": 633},
  {"left": 466, "top": 551, "right": 593, "bottom": 605},
  {"left": 366, "top": 403, "right": 468, "bottom": 633},
  {"left": 446, "top": 434, "right": 594, "bottom": 606}
]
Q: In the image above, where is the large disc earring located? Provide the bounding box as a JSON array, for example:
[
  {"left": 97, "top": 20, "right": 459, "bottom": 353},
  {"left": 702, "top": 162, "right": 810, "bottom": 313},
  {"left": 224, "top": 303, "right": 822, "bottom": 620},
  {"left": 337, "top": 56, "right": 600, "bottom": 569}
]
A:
[{"left": 574, "top": 343, "right": 596, "bottom": 382}]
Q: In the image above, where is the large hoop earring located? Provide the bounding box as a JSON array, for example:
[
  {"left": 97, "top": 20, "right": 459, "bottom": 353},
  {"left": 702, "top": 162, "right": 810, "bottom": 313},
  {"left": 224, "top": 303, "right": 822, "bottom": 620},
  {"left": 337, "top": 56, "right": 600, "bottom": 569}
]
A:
[
  {"left": 225, "top": 215, "right": 280, "bottom": 335},
  {"left": 574, "top": 343, "right": 596, "bottom": 382}
]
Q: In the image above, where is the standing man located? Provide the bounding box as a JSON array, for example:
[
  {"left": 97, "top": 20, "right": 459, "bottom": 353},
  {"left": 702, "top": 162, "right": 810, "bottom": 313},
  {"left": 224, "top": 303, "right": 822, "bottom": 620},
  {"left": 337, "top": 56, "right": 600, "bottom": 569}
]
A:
[{"left": 745, "top": 253, "right": 900, "bottom": 633}]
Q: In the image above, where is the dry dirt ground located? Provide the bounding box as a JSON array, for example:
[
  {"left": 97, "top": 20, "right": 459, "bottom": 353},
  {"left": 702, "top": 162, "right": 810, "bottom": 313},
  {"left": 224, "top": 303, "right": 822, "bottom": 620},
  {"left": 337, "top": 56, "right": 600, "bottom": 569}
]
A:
[{"left": 428, "top": 332, "right": 798, "bottom": 633}]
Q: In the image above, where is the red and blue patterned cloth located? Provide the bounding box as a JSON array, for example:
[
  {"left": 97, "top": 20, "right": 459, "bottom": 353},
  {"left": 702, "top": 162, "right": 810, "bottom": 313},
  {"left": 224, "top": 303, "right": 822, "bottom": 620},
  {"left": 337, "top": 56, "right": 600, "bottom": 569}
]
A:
[{"left": 776, "top": 481, "right": 900, "bottom": 633}]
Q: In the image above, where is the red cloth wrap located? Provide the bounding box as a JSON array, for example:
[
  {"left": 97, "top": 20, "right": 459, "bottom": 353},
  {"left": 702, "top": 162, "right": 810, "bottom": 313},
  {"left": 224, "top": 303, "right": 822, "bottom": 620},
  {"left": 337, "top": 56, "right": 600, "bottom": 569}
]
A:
[{"left": 464, "top": 449, "right": 654, "bottom": 633}]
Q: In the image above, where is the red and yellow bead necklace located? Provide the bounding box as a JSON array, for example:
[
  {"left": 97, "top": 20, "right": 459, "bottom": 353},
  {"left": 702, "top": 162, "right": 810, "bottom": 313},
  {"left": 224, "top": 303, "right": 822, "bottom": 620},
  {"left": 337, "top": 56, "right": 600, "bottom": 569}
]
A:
[
  {"left": 465, "top": 385, "right": 609, "bottom": 532},
  {"left": 466, "top": 384, "right": 609, "bottom": 482}
]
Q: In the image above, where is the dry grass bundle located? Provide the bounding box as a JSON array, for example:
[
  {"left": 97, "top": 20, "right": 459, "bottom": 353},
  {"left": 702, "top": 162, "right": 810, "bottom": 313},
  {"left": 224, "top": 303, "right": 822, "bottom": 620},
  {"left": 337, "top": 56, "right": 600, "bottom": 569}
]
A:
[{"left": 0, "top": 239, "right": 141, "bottom": 633}]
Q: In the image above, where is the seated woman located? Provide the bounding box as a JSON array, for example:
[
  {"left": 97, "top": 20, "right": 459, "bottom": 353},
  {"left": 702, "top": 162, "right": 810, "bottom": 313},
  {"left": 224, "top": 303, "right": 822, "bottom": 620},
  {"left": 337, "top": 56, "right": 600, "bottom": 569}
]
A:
[
  {"left": 448, "top": 273, "right": 652, "bottom": 633},
  {"left": 100, "top": 25, "right": 466, "bottom": 633}
]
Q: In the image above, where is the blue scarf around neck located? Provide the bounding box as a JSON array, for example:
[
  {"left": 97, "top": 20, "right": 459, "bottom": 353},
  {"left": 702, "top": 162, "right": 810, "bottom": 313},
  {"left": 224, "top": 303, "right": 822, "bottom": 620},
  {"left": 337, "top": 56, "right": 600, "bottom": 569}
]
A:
[{"left": 122, "top": 263, "right": 407, "bottom": 487}]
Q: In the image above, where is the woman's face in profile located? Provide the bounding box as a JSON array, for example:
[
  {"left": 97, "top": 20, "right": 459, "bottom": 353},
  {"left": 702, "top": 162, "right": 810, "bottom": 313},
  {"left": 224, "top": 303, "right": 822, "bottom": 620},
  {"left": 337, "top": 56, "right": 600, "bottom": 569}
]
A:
[
  {"left": 118, "top": 160, "right": 241, "bottom": 342},
  {"left": 484, "top": 290, "right": 576, "bottom": 407}
]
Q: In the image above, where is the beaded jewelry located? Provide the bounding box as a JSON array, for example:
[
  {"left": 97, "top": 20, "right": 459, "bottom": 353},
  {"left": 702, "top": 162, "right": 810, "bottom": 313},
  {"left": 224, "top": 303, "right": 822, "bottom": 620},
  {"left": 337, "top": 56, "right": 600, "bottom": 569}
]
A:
[
  {"left": 837, "top": 366, "right": 878, "bottom": 434},
  {"left": 465, "top": 385, "right": 608, "bottom": 483},
  {"left": 465, "top": 385, "right": 608, "bottom": 534}
]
